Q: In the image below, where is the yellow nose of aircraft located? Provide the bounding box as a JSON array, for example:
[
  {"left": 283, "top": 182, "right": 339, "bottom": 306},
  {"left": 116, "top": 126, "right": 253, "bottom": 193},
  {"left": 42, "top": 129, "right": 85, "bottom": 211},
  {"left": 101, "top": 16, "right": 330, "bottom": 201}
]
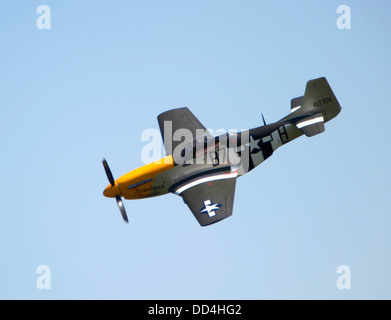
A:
[{"left": 103, "top": 184, "right": 120, "bottom": 198}]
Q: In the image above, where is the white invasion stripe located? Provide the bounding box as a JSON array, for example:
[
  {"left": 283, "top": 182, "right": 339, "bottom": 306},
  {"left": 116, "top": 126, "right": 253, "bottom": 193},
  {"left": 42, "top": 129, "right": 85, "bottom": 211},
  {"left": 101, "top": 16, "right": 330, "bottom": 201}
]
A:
[
  {"left": 296, "top": 115, "right": 324, "bottom": 129},
  {"left": 174, "top": 171, "right": 238, "bottom": 195},
  {"left": 291, "top": 106, "right": 301, "bottom": 113}
]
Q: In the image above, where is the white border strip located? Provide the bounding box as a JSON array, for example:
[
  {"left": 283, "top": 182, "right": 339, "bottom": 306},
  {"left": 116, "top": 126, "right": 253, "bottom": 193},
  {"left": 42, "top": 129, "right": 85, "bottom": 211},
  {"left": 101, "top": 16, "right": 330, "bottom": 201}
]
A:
[
  {"left": 296, "top": 115, "right": 324, "bottom": 129},
  {"left": 291, "top": 106, "right": 301, "bottom": 113},
  {"left": 174, "top": 171, "right": 238, "bottom": 195}
]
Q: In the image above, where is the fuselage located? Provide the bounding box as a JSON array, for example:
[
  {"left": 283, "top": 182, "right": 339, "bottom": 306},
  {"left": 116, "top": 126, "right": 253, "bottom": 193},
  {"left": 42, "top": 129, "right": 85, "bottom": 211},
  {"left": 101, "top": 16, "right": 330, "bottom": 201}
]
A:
[{"left": 103, "top": 121, "right": 304, "bottom": 200}]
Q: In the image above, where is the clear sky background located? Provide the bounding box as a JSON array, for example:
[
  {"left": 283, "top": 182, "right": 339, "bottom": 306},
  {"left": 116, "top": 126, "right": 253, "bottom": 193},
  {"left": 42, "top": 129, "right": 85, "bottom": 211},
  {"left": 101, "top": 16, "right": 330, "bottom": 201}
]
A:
[{"left": 1, "top": 0, "right": 390, "bottom": 300}]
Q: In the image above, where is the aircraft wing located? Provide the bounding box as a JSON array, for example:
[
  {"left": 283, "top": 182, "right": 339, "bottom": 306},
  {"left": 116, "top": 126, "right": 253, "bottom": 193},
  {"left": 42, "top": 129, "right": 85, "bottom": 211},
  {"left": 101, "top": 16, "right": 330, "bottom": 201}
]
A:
[
  {"left": 157, "top": 107, "right": 211, "bottom": 156},
  {"left": 172, "top": 171, "right": 237, "bottom": 226}
]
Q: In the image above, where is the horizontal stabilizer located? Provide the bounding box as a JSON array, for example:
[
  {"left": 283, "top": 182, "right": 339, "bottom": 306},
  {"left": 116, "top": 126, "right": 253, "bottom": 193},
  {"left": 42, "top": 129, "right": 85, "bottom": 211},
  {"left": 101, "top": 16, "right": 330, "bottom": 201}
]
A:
[
  {"left": 296, "top": 113, "right": 325, "bottom": 137},
  {"left": 291, "top": 96, "right": 304, "bottom": 113}
]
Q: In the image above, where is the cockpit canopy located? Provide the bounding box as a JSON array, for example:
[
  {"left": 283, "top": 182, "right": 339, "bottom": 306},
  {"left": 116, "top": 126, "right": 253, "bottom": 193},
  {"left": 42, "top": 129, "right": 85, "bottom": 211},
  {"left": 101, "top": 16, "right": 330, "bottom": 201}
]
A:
[{"left": 180, "top": 135, "right": 219, "bottom": 162}]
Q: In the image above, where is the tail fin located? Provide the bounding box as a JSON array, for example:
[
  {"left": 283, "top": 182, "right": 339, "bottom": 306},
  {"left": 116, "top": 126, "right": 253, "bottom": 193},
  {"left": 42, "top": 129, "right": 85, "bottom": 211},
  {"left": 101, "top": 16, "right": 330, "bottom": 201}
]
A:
[{"left": 283, "top": 77, "right": 341, "bottom": 137}]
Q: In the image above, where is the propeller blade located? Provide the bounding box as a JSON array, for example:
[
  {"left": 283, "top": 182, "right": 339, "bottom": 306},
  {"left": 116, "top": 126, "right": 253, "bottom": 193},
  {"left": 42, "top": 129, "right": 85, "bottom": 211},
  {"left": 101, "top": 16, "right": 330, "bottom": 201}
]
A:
[
  {"left": 102, "top": 158, "right": 129, "bottom": 223},
  {"left": 116, "top": 195, "right": 129, "bottom": 223},
  {"left": 102, "top": 158, "right": 115, "bottom": 186}
]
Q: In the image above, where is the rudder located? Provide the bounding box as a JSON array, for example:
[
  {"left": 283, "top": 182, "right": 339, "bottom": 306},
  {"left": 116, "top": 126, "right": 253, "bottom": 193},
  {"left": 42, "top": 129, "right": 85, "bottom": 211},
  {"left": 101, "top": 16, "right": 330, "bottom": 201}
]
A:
[{"left": 303, "top": 77, "right": 341, "bottom": 123}]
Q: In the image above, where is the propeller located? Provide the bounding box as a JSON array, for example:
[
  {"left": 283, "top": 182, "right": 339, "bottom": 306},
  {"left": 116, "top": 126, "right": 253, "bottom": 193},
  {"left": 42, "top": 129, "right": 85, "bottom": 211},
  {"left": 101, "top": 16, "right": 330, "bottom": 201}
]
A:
[
  {"left": 102, "top": 158, "right": 115, "bottom": 186},
  {"left": 116, "top": 195, "right": 129, "bottom": 223},
  {"left": 102, "top": 158, "right": 129, "bottom": 223}
]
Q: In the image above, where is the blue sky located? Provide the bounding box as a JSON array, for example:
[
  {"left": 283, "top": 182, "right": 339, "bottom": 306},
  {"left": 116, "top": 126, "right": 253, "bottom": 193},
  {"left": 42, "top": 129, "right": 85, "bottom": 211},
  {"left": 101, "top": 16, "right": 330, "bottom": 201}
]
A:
[{"left": 1, "top": 0, "right": 391, "bottom": 299}]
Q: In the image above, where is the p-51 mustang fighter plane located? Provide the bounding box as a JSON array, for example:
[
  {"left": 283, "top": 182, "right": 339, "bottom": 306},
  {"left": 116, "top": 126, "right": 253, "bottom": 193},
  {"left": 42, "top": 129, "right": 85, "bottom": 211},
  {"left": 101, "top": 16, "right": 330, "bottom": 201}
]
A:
[{"left": 102, "top": 77, "right": 341, "bottom": 226}]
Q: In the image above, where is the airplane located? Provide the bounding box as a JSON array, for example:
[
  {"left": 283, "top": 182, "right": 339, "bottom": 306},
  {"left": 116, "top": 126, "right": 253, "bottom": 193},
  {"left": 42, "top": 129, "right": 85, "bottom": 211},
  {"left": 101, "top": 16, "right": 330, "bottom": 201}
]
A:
[{"left": 102, "top": 77, "right": 341, "bottom": 226}]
